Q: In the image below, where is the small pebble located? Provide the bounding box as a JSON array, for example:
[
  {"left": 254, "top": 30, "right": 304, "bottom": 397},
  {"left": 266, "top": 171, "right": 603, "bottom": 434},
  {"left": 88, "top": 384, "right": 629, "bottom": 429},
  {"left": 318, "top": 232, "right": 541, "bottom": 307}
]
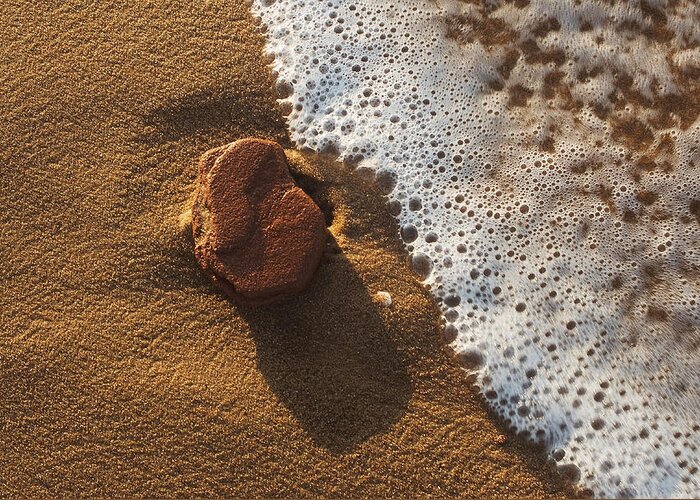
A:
[{"left": 374, "top": 291, "right": 392, "bottom": 306}]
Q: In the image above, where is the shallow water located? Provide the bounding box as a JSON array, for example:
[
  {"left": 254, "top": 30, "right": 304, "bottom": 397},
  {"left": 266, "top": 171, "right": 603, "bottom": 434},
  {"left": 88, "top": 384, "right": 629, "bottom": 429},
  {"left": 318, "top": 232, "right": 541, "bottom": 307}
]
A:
[{"left": 252, "top": 0, "right": 700, "bottom": 496}]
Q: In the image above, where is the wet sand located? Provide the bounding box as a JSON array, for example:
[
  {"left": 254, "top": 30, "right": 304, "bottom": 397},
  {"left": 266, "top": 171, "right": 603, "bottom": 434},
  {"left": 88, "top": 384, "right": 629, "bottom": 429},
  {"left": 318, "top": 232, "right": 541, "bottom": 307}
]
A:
[{"left": 0, "top": 2, "right": 574, "bottom": 497}]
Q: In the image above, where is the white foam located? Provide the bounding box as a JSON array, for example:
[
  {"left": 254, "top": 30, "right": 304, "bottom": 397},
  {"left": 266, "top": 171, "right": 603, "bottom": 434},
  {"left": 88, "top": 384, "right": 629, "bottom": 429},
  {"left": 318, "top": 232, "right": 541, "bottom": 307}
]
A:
[{"left": 251, "top": 0, "right": 700, "bottom": 496}]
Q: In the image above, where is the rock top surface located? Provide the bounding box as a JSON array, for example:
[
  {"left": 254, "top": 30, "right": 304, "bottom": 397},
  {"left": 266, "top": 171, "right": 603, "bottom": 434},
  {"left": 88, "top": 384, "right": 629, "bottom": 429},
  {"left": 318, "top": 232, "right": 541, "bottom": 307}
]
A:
[{"left": 193, "top": 138, "right": 327, "bottom": 305}]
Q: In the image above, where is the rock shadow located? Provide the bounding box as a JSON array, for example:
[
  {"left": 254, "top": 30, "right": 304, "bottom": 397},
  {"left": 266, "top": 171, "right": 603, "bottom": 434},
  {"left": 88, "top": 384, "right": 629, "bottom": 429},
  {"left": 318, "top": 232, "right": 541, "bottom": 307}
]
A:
[
  {"left": 137, "top": 87, "right": 288, "bottom": 146},
  {"left": 238, "top": 246, "right": 411, "bottom": 454}
]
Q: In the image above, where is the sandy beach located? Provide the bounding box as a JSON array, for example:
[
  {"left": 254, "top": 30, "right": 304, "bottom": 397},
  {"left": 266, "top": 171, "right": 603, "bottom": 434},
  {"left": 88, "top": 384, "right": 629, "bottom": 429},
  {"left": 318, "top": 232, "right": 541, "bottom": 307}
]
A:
[{"left": 0, "top": 2, "right": 575, "bottom": 497}]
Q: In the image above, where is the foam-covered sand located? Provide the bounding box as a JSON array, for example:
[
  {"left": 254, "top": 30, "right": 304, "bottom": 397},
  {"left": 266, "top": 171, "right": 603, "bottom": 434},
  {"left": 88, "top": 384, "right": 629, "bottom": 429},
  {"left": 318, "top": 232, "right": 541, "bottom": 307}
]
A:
[
  {"left": 0, "top": 2, "right": 573, "bottom": 497},
  {"left": 252, "top": 0, "right": 700, "bottom": 497}
]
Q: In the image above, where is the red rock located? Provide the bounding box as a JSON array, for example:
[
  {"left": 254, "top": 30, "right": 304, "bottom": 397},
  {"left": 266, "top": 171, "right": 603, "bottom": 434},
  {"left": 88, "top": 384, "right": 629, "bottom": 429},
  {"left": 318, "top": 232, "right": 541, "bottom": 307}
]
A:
[{"left": 192, "top": 138, "right": 327, "bottom": 306}]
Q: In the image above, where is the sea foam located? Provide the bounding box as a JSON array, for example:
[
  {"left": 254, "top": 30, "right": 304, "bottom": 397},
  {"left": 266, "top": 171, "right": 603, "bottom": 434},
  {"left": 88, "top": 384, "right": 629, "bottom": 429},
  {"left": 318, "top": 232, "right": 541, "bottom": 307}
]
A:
[{"left": 251, "top": 0, "right": 700, "bottom": 496}]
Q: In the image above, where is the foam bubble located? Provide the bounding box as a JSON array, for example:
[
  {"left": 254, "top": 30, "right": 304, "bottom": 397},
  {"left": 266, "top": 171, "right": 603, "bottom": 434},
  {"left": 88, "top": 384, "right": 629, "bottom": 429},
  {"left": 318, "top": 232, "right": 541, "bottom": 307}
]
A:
[{"left": 252, "top": 0, "right": 700, "bottom": 496}]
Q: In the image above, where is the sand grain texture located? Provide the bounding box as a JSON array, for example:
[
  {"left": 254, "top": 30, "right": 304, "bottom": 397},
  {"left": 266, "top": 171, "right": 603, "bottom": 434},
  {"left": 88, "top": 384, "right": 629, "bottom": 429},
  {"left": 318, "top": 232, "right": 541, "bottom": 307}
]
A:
[{"left": 0, "top": 2, "right": 573, "bottom": 497}]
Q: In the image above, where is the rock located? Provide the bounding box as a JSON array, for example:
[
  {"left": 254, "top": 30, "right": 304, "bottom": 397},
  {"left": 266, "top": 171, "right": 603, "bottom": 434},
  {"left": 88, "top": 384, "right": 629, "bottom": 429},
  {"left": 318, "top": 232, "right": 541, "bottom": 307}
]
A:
[
  {"left": 192, "top": 138, "right": 327, "bottom": 306},
  {"left": 374, "top": 291, "right": 392, "bottom": 307}
]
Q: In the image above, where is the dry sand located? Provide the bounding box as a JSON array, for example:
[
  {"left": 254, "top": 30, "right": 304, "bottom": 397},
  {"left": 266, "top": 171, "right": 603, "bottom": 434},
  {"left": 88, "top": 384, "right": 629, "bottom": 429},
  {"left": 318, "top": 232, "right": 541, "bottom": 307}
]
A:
[{"left": 0, "top": 2, "right": 575, "bottom": 497}]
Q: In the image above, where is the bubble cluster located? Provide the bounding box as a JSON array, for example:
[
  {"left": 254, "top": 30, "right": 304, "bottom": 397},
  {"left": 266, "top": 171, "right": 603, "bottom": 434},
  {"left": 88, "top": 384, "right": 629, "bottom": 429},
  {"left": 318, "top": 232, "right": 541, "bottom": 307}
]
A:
[{"left": 252, "top": 0, "right": 700, "bottom": 497}]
